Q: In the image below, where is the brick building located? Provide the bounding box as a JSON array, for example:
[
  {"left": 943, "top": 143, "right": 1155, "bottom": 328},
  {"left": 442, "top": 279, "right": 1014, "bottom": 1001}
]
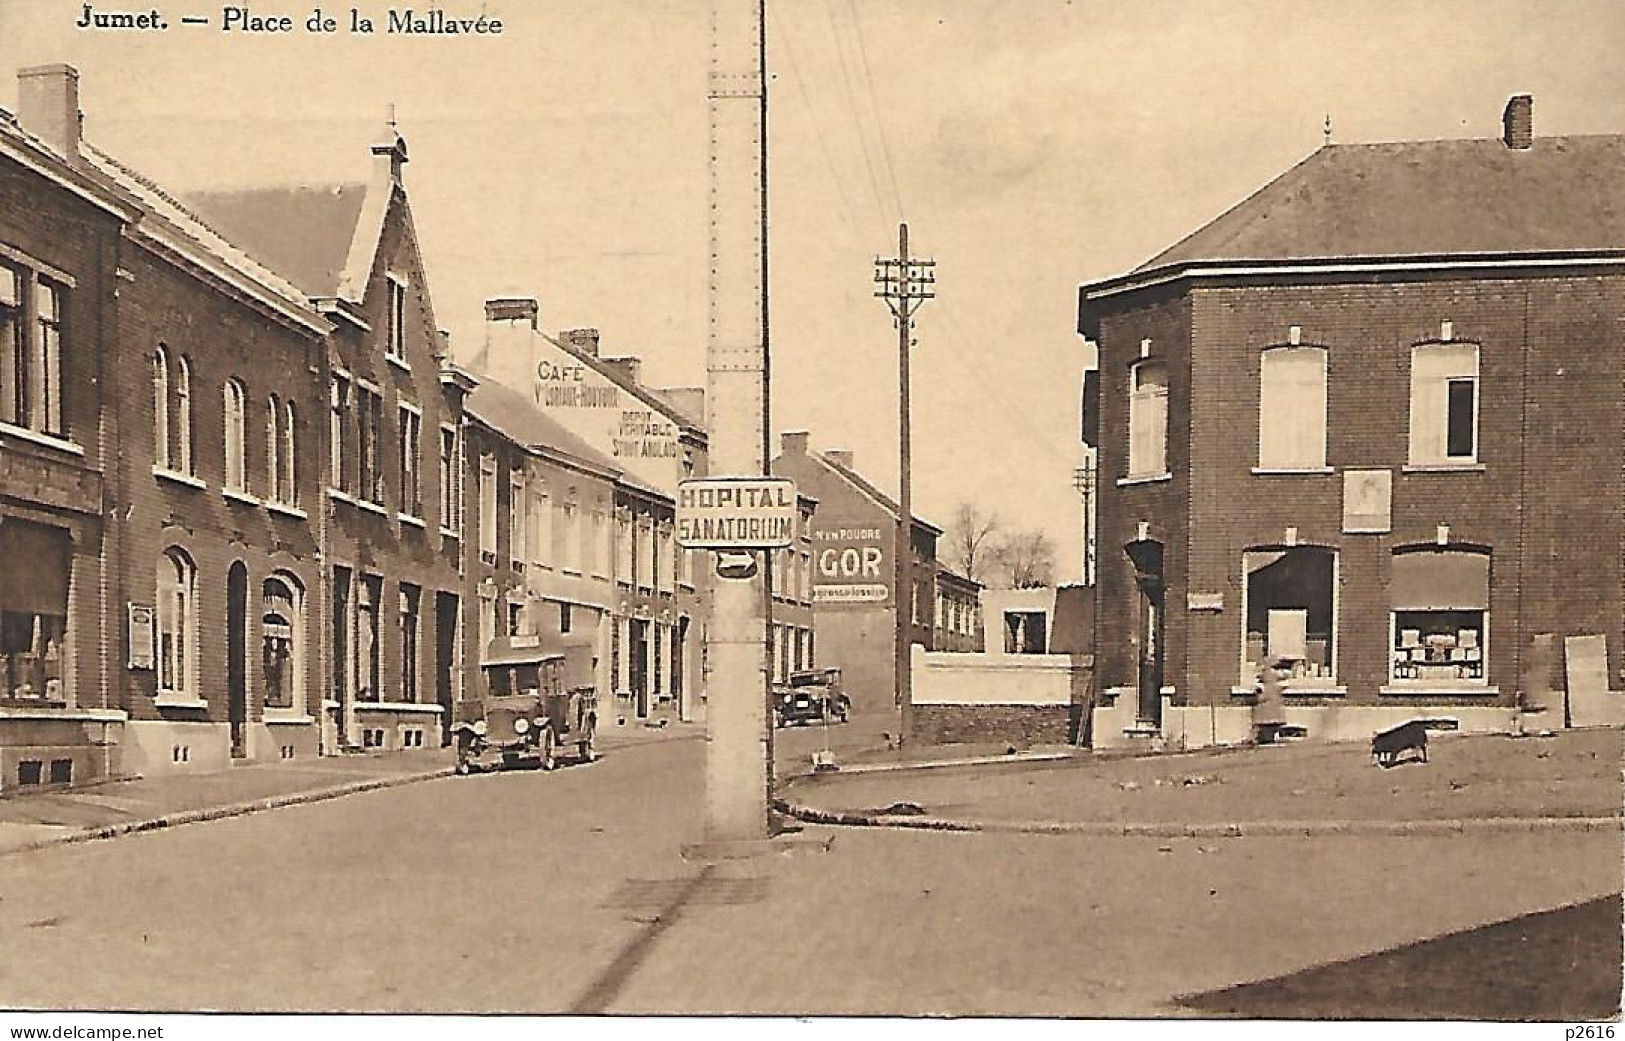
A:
[
  {"left": 1077, "top": 96, "right": 1625, "bottom": 747},
  {"left": 470, "top": 301, "right": 708, "bottom": 721},
  {"left": 0, "top": 68, "right": 133, "bottom": 787},
  {"left": 463, "top": 377, "right": 621, "bottom": 715},
  {"left": 768, "top": 493, "right": 819, "bottom": 684},
  {"left": 772, "top": 431, "right": 948, "bottom": 726},
  {"left": 933, "top": 568, "right": 983, "bottom": 653},
  {"left": 184, "top": 124, "right": 477, "bottom": 754}
]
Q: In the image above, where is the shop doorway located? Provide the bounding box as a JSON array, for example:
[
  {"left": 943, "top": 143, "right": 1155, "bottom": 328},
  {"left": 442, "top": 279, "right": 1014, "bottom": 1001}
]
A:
[
  {"left": 629, "top": 618, "right": 650, "bottom": 717},
  {"left": 1125, "top": 538, "right": 1165, "bottom": 729}
]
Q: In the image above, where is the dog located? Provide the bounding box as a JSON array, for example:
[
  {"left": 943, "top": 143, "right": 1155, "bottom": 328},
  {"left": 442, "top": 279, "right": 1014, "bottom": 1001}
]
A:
[{"left": 1371, "top": 720, "right": 1429, "bottom": 767}]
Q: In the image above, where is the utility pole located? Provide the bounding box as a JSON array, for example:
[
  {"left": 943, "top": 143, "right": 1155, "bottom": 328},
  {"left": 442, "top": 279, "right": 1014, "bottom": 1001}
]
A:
[
  {"left": 701, "top": 0, "right": 772, "bottom": 845},
  {"left": 1073, "top": 456, "right": 1097, "bottom": 586},
  {"left": 874, "top": 224, "right": 934, "bottom": 745}
]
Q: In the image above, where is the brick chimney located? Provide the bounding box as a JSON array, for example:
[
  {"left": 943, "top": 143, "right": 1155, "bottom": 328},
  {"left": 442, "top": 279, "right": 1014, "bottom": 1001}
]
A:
[
  {"left": 17, "top": 65, "right": 81, "bottom": 160},
  {"left": 1502, "top": 94, "right": 1533, "bottom": 150},
  {"left": 825, "top": 449, "right": 853, "bottom": 469},
  {"left": 601, "top": 356, "right": 641, "bottom": 386},
  {"left": 481, "top": 297, "right": 540, "bottom": 396},
  {"left": 560, "top": 328, "right": 600, "bottom": 357},
  {"left": 780, "top": 430, "right": 810, "bottom": 457}
]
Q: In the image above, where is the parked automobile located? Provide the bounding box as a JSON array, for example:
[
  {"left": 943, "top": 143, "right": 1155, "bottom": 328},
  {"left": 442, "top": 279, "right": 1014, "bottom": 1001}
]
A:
[
  {"left": 774, "top": 667, "right": 851, "bottom": 727},
  {"left": 453, "top": 638, "right": 598, "bottom": 774}
]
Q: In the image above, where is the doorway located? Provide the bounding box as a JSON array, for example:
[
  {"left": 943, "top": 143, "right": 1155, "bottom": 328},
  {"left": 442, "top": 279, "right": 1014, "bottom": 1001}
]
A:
[
  {"left": 227, "top": 561, "right": 249, "bottom": 759},
  {"left": 629, "top": 618, "right": 650, "bottom": 717},
  {"left": 435, "top": 591, "right": 460, "bottom": 746},
  {"left": 1125, "top": 538, "right": 1165, "bottom": 730}
]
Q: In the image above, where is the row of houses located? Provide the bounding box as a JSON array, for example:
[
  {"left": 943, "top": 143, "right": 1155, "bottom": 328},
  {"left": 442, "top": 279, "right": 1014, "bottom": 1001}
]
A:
[
  {"left": 0, "top": 63, "right": 767, "bottom": 788},
  {"left": 0, "top": 62, "right": 984, "bottom": 788}
]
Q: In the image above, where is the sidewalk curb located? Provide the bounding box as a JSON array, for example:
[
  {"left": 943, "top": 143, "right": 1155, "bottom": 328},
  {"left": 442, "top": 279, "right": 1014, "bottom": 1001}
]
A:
[
  {"left": 778, "top": 801, "right": 1625, "bottom": 837},
  {"left": 827, "top": 751, "right": 1079, "bottom": 775},
  {"left": 1, "top": 765, "right": 457, "bottom": 858}
]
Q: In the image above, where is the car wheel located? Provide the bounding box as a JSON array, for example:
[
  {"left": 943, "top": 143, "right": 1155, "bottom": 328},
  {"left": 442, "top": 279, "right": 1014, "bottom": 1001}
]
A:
[{"left": 540, "top": 728, "right": 556, "bottom": 771}]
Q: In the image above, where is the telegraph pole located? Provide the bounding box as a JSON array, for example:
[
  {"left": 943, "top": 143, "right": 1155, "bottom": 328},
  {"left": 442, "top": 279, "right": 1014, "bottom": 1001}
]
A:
[
  {"left": 1073, "top": 457, "right": 1097, "bottom": 586},
  {"left": 875, "top": 224, "right": 934, "bottom": 745},
  {"left": 701, "top": 0, "right": 772, "bottom": 845}
]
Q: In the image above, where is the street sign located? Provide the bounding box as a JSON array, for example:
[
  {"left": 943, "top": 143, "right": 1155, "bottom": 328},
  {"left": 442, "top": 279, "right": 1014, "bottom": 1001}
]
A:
[
  {"left": 676, "top": 476, "right": 797, "bottom": 549},
  {"left": 714, "top": 551, "right": 759, "bottom": 581}
]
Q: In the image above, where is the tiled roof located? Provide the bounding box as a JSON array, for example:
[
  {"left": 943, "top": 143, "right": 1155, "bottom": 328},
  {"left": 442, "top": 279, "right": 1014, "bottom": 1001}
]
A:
[
  {"left": 817, "top": 452, "right": 943, "bottom": 536},
  {"left": 1137, "top": 135, "right": 1625, "bottom": 273},
  {"left": 81, "top": 143, "right": 321, "bottom": 316},
  {"left": 465, "top": 377, "right": 623, "bottom": 479},
  {"left": 178, "top": 183, "right": 370, "bottom": 298}
]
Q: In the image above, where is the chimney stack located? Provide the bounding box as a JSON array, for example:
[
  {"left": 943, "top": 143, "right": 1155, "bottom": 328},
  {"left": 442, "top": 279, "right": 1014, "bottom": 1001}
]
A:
[
  {"left": 17, "top": 65, "right": 81, "bottom": 160},
  {"left": 601, "top": 356, "right": 642, "bottom": 387},
  {"left": 560, "top": 328, "right": 600, "bottom": 357},
  {"left": 481, "top": 297, "right": 540, "bottom": 396},
  {"left": 825, "top": 449, "right": 853, "bottom": 470},
  {"left": 1502, "top": 94, "right": 1533, "bottom": 150},
  {"left": 780, "top": 430, "right": 810, "bottom": 457}
]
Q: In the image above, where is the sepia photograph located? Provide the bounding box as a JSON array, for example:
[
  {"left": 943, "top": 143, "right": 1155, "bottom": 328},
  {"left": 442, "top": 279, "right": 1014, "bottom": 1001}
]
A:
[{"left": 0, "top": 0, "right": 1620, "bottom": 1030}]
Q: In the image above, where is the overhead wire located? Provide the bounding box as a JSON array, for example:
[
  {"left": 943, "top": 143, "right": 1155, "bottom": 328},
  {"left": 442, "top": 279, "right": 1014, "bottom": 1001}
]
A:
[
  {"left": 767, "top": 3, "right": 861, "bottom": 233},
  {"left": 820, "top": 0, "right": 894, "bottom": 229},
  {"left": 845, "top": 0, "right": 907, "bottom": 223}
]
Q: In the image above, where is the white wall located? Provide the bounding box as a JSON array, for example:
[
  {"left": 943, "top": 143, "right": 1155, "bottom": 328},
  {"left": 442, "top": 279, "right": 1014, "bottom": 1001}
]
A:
[{"left": 912, "top": 645, "right": 1089, "bottom": 707}]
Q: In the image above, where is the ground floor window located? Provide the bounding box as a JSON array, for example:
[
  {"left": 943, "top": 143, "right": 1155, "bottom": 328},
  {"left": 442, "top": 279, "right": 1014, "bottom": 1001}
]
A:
[
  {"left": 399, "top": 584, "right": 420, "bottom": 703},
  {"left": 356, "top": 574, "right": 381, "bottom": 701},
  {"left": 157, "top": 548, "right": 196, "bottom": 699},
  {"left": 1243, "top": 546, "right": 1337, "bottom": 685},
  {"left": 1390, "top": 548, "right": 1489, "bottom": 685},
  {"left": 0, "top": 611, "right": 63, "bottom": 700},
  {"left": 262, "top": 574, "right": 301, "bottom": 710}
]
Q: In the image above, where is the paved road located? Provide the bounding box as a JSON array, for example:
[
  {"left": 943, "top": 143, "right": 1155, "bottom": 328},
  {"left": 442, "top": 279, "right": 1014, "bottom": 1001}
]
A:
[{"left": 0, "top": 730, "right": 1614, "bottom": 1016}]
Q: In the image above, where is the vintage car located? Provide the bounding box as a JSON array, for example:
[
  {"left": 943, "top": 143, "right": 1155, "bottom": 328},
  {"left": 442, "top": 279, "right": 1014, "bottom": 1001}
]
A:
[
  {"left": 453, "top": 638, "right": 599, "bottom": 774},
  {"left": 774, "top": 667, "right": 851, "bottom": 727}
]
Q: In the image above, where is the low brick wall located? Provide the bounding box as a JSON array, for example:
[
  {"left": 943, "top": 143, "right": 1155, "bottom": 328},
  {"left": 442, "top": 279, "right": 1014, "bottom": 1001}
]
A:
[{"left": 915, "top": 703, "right": 1079, "bottom": 746}]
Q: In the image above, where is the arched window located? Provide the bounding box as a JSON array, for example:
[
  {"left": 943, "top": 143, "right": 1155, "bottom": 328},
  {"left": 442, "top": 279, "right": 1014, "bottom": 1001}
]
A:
[
  {"left": 262, "top": 574, "right": 302, "bottom": 711},
  {"left": 152, "top": 347, "right": 170, "bottom": 469},
  {"left": 266, "top": 395, "right": 281, "bottom": 502},
  {"left": 1258, "top": 346, "right": 1327, "bottom": 470},
  {"left": 156, "top": 549, "right": 196, "bottom": 700},
  {"left": 282, "top": 400, "right": 296, "bottom": 505},
  {"left": 1389, "top": 546, "right": 1490, "bottom": 686},
  {"left": 176, "top": 356, "right": 193, "bottom": 475},
  {"left": 1128, "top": 360, "right": 1168, "bottom": 479},
  {"left": 223, "top": 379, "right": 246, "bottom": 492}
]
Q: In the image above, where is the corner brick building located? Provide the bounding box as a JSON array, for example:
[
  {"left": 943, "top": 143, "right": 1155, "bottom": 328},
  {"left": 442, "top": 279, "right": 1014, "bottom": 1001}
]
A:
[{"left": 1078, "top": 96, "right": 1624, "bottom": 746}]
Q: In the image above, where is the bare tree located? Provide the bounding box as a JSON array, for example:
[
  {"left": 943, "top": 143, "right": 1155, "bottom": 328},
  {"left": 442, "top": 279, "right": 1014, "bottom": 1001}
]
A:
[
  {"left": 990, "top": 528, "right": 1058, "bottom": 589},
  {"left": 944, "top": 501, "right": 1000, "bottom": 584}
]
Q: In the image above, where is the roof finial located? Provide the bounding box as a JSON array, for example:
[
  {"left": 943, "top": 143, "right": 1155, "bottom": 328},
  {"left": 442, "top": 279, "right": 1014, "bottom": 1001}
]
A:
[
  {"left": 387, "top": 102, "right": 397, "bottom": 130},
  {"left": 1323, "top": 113, "right": 1333, "bottom": 146}
]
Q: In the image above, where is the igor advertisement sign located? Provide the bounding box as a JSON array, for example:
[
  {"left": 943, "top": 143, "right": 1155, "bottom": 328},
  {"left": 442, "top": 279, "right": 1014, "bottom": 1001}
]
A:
[{"left": 812, "top": 527, "right": 889, "bottom": 605}]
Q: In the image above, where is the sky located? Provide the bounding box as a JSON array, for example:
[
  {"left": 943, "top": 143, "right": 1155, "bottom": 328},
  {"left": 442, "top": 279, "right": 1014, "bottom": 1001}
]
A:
[{"left": 4, "top": 0, "right": 1624, "bottom": 583}]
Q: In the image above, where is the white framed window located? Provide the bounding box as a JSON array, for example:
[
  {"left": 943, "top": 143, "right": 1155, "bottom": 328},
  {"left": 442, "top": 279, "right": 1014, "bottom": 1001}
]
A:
[
  {"left": 479, "top": 454, "right": 498, "bottom": 564},
  {"left": 509, "top": 468, "right": 527, "bottom": 568},
  {"left": 0, "top": 264, "right": 65, "bottom": 437},
  {"left": 261, "top": 573, "right": 304, "bottom": 712},
  {"left": 560, "top": 498, "right": 580, "bottom": 573},
  {"left": 386, "top": 273, "right": 408, "bottom": 363},
  {"left": 398, "top": 403, "right": 422, "bottom": 518},
  {"left": 330, "top": 373, "right": 351, "bottom": 495},
  {"left": 528, "top": 488, "right": 545, "bottom": 570},
  {"left": 585, "top": 510, "right": 604, "bottom": 576},
  {"left": 281, "top": 400, "right": 296, "bottom": 504},
  {"left": 1258, "top": 346, "right": 1327, "bottom": 470},
  {"left": 266, "top": 396, "right": 281, "bottom": 500},
  {"left": 156, "top": 548, "right": 196, "bottom": 700},
  {"left": 222, "top": 379, "right": 247, "bottom": 492},
  {"left": 438, "top": 424, "right": 460, "bottom": 535},
  {"left": 357, "top": 385, "right": 384, "bottom": 505},
  {"left": 1241, "top": 546, "right": 1339, "bottom": 687},
  {"left": 176, "top": 356, "right": 194, "bottom": 474},
  {"left": 615, "top": 511, "right": 633, "bottom": 583},
  {"left": 1389, "top": 547, "right": 1490, "bottom": 686},
  {"left": 1409, "top": 342, "right": 1479, "bottom": 466},
  {"left": 399, "top": 583, "right": 421, "bottom": 703},
  {"left": 356, "top": 574, "right": 381, "bottom": 702},
  {"left": 1128, "top": 360, "right": 1169, "bottom": 479},
  {"left": 153, "top": 347, "right": 171, "bottom": 469}
]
